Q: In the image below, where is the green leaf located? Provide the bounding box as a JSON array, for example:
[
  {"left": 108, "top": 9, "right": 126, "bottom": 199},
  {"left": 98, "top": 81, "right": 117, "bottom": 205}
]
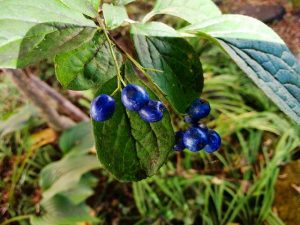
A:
[
  {"left": 62, "top": 173, "right": 98, "bottom": 204},
  {"left": 30, "top": 194, "right": 98, "bottom": 225},
  {"left": 103, "top": 3, "right": 129, "bottom": 29},
  {"left": 92, "top": 63, "right": 175, "bottom": 182},
  {"left": 55, "top": 31, "right": 122, "bottom": 90},
  {"left": 0, "top": 0, "right": 97, "bottom": 68},
  {"left": 40, "top": 154, "right": 100, "bottom": 202},
  {"left": 132, "top": 35, "right": 204, "bottom": 113},
  {"left": 58, "top": 0, "right": 100, "bottom": 17},
  {"left": 143, "top": 0, "right": 221, "bottom": 23},
  {"left": 182, "top": 15, "right": 300, "bottom": 124},
  {"left": 59, "top": 122, "right": 94, "bottom": 155},
  {"left": 0, "top": 105, "right": 38, "bottom": 137},
  {"left": 113, "top": 0, "right": 136, "bottom": 5},
  {"left": 131, "top": 22, "right": 184, "bottom": 37},
  {"left": 32, "top": 122, "right": 100, "bottom": 225},
  {"left": 180, "top": 15, "right": 283, "bottom": 42}
]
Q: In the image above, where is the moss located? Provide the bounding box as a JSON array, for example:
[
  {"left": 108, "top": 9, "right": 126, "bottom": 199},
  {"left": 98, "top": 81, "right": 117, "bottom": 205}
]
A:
[{"left": 274, "top": 160, "right": 300, "bottom": 225}]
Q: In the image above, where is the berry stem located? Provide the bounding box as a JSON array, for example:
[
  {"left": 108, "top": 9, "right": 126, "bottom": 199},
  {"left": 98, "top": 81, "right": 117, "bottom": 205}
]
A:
[{"left": 96, "top": 15, "right": 126, "bottom": 91}]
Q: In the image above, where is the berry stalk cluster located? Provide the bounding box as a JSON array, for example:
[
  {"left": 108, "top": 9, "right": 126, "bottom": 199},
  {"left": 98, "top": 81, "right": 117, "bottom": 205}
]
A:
[
  {"left": 90, "top": 85, "right": 221, "bottom": 154},
  {"left": 174, "top": 99, "right": 221, "bottom": 153}
]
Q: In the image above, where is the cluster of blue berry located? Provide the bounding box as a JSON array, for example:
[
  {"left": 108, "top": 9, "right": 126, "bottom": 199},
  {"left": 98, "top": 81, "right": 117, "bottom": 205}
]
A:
[
  {"left": 90, "top": 84, "right": 221, "bottom": 153},
  {"left": 174, "top": 99, "right": 221, "bottom": 153},
  {"left": 90, "top": 84, "right": 165, "bottom": 123}
]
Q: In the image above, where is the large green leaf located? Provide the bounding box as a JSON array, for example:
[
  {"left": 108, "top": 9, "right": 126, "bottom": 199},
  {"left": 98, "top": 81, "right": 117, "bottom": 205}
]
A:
[
  {"left": 30, "top": 194, "right": 98, "bottom": 225},
  {"left": 132, "top": 35, "right": 204, "bottom": 113},
  {"left": 0, "top": 0, "right": 96, "bottom": 68},
  {"left": 39, "top": 154, "right": 100, "bottom": 202},
  {"left": 113, "top": 0, "right": 135, "bottom": 5},
  {"left": 131, "top": 22, "right": 184, "bottom": 37},
  {"left": 59, "top": 122, "right": 94, "bottom": 155},
  {"left": 180, "top": 15, "right": 283, "bottom": 42},
  {"left": 182, "top": 15, "right": 300, "bottom": 124},
  {"left": 92, "top": 63, "right": 174, "bottom": 182},
  {"left": 143, "top": 0, "right": 221, "bottom": 23},
  {"left": 58, "top": 0, "right": 100, "bottom": 17},
  {"left": 55, "top": 31, "right": 122, "bottom": 90},
  {"left": 103, "top": 3, "right": 129, "bottom": 29}
]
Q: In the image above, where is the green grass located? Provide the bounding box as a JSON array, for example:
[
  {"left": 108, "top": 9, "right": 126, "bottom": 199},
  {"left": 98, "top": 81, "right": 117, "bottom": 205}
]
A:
[{"left": 0, "top": 75, "right": 24, "bottom": 120}]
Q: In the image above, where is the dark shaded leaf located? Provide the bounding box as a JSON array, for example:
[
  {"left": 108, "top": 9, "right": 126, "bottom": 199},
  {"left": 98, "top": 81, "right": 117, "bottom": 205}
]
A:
[
  {"left": 132, "top": 35, "right": 203, "bottom": 113},
  {"left": 92, "top": 62, "right": 174, "bottom": 181}
]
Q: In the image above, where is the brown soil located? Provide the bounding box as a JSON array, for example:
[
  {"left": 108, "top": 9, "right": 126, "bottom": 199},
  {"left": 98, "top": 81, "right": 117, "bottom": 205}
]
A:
[{"left": 274, "top": 160, "right": 300, "bottom": 225}]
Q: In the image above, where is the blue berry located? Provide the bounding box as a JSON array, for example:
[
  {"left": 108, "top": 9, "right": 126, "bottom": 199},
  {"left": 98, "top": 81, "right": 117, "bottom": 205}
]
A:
[
  {"left": 90, "top": 94, "right": 115, "bottom": 122},
  {"left": 139, "top": 100, "right": 165, "bottom": 123},
  {"left": 121, "top": 84, "right": 150, "bottom": 111},
  {"left": 186, "top": 98, "right": 211, "bottom": 123},
  {"left": 183, "top": 127, "right": 208, "bottom": 152},
  {"left": 204, "top": 130, "right": 221, "bottom": 153},
  {"left": 173, "top": 130, "right": 185, "bottom": 151}
]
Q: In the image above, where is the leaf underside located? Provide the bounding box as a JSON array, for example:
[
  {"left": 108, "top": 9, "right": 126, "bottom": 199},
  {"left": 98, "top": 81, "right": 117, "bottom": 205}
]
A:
[
  {"left": 92, "top": 63, "right": 174, "bottom": 182},
  {"left": 0, "top": 0, "right": 96, "bottom": 68},
  {"left": 180, "top": 14, "right": 300, "bottom": 124},
  {"left": 218, "top": 38, "right": 300, "bottom": 124},
  {"left": 103, "top": 3, "right": 129, "bottom": 29},
  {"left": 144, "top": 0, "right": 221, "bottom": 24}
]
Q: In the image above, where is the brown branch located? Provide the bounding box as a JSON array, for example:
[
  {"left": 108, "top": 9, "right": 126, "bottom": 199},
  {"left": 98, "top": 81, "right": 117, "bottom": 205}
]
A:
[
  {"left": 29, "top": 75, "right": 89, "bottom": 122},
  {"left": 5, "top": 69, "right": 75, "bottom": 132}
]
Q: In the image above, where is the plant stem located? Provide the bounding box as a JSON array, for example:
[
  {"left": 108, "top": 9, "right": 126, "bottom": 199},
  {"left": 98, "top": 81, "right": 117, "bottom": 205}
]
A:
[
  {"left": 6, "top": 69, "right": 74, "bottom": 131},
  {"left": 96, "top": 15, "right": 126, "bottom": 94},
  {"left": 142, "top": 11, "right": 156, "bottom": 23}
]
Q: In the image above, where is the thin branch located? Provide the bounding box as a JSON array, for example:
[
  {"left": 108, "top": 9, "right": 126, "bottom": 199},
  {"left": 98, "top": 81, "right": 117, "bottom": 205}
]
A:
[
  {"left": 30, "top": 76, "right": 89, "bottom": 122},
  {"left": 5, "top": 69, "right": 74, "bottom": 131},
  {"left": 96, "top": 15, "right": 126, "bottom": 92}
]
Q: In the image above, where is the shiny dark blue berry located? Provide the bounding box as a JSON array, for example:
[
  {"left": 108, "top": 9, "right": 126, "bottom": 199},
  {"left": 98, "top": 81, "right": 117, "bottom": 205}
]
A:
[
  {"left": 90, "top": 94, "right": 115, "bottom": 122},
  {"left": 183, "top": 127, "right": 208, "bottom": 152},
  {"left": 186, "top": 98, "right": 211, "bottom": 123},
  {"left": 121, "top": 84, "right": 150, "bottom": 111},
  {"left": 204, "top": 130, "right": 221, "bottom": 153},
  {"left": 173, "top": 130, "right": 185, "bottom": 151},
  {"left": 139, "top": 100, "right": 165, "bottom": 123}
]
